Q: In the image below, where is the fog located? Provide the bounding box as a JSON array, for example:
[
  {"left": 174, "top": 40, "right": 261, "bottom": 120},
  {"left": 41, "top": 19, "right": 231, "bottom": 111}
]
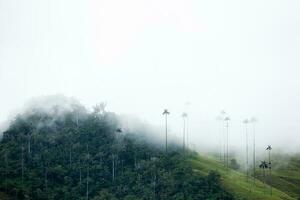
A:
[{"left": 1, "top": 0, "right": 300, "bottom": 152}]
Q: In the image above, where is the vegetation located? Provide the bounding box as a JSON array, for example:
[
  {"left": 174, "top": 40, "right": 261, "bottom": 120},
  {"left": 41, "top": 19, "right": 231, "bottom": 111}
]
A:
[
  {"left": 0, "top": 102, "right": 233, "bottom": 200},
  {"left": 190, "top": 155, "right": 296, "bottom": 200},
  {"left": 256, "top": 153, "right": 300, "bottom": 199},
  {"left": 229, "top": 159, "right": 240, "bottom": 170}
]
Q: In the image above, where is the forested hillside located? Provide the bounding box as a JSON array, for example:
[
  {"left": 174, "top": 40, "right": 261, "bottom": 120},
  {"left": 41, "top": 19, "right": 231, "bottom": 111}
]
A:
[{"left": 0, "top": 100, "right": 233, "bottom": 200}]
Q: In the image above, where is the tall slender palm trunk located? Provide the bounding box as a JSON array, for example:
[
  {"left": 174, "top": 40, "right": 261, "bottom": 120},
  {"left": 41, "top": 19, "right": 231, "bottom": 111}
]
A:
[
  {"left": 220, "top": 111, "right": 226, "bottom": 166},
  {"left": 5, "top": 151, "right": 8, "bottom": 192},
  {"left": 163, "top": 109, "right": 170, "bottom": 153},
  {"left": 268, "top": 150, "right": 272, "bottom": 196},
  {"left": 183, "top": 116, "right": 186, "bottom": 151},
  {"left": 223, "top": 121, "right": 226, "bottom": 166},
  {"left": 186, "top": 116, "right": 189, "bottom": 150},
  {"left": 262, "top": 168, "right": 266, "bottom": 192},
  {"left": 224, "top": 116, "right": 230, "bottom": 171},
  {"left": 219, "top": 119, "right": 222, "bottom": 162},
  {"left": 86, "top": 143, "right": 89, "bottom": 200},
  {"left": 69, "top": 144, "right": 72, "bottom": 168},
  {"left": 79, "top": 163, "right": 82, "bottom": 188},
  {"left": 21, "top": 142, "right": 24, "bottom": 186},
  {"left": 165, "top": 114, "right": 168, "bottom": 152},
  {"left": 45, "top": 166, "right": 48, "bottom": 195},
  {"left": 112, "top": 154, "right": 115, "bottom": 181},
  {"left": 245, "top": 123, "right": 249, "bottom": 182},
  {"left": 28, "top": 134, "right": 31, "bottom": 156},
  {"left": 226, "top": 122, "right": 229, "bottom": 170},
  {"left": 260, "top": 161, "right": 268, "bottom": 194},
  {"left": 253, "top": 123, "right": 256, "bottom": 184},
  {"left": 86, "top": 162, "right": 89, "bottom": 200},
  {"left": 153, "top": 174, "right": 156, "bottom": 199},
  {"left": 86, "top": 129, "right": 89, "bottom": 200}
]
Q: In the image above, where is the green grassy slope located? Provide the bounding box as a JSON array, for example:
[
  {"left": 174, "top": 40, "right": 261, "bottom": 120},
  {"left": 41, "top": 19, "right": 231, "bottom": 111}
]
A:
[
  {"left": 256, "top": 154, "right": 300, "bottom": 199},
  {"left": 190, "top": 155, "right": 295, "bottom": 200}
]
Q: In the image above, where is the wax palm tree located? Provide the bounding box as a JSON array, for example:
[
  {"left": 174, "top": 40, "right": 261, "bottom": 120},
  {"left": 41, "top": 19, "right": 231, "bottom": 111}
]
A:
[
  {"left": 224, "top": 116, "right": 230, "bottom": 171},
  {"left": 162, "top": 109, "right": 170, "bottom": 152},
  {"left": 85, "top": 125, "right": 90, "bottom": 200},
  {"left": 112, "top": 154, "right": 116, "bottom": 182},
  {"left": 266, "top": 145, "right": 272, "bottom": 196},
  {"left": 250, "top": 117, "right": 258, "bottom": 184},
  {"left": 28, "top": 122, "right": 33, "bottom": 156},
  {"left": 45, "top": 164, "right": 48, "bottom": 196},
  {"left": 259, "top": 160, "right": 268, "bottom": 190},
  {"left": 243, "top": 119, "right": 249, "bottom": 182},
  {"left": 79, "top": 160, "right": 82, "bottom": 189},
  {"left": 182, "top": 112, "right": 188, "bottom": 151},
  {"left": 220, "top": 110, "right": 226, "bottom": 165},
  {"left": 216, "top": 115, "right": 223, "bottom": 162},
  {"left": 4, "top": 150, "right": 8, "bottom": 192},
  {"left": 185, "top": 102, "right": 191, "bottom": 149},
  {"left": 86, "top": 143, "right": 89, "bottom": 200},
  {"left": 110, "top": 128, "right": 122, "bottom": 184},
  {"left": 21, "top": 142, "right": 24, "bottom": 186},
  {"left": 186, "top": 113, "right": 189, "bottom": 150}
]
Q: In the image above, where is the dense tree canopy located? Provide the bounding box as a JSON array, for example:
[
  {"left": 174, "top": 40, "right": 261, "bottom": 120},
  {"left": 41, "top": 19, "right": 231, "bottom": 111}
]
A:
[{"left": 0, "top": 102, "right": 233, "bottom": 200}]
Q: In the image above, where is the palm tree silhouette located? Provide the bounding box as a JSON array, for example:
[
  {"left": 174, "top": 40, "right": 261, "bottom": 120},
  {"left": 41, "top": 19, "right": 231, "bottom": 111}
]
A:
[
  {"left": 185, "top": 102, "right": 191, "bottom": 149},
  {"left": 162, "top": 109, "right": 170, "bottom": 152},
  {"left": 224, "top": 116, "right": 230, "bottom": 171},
  {"left": 220, "top": 110, "right": 227, "bottom": 165},
  {"left": 243, "top": 119, "right": 249, "bottom": 182},
  {"left": 266, "top": 145, "right": 272, "bottom": 196},
  {"left": 259, "top": 160, "right": 268, "bottom": 190},
  {"left": 250, "top": 117, "right": 258, "bottom": 184},
  {"left": 182, "top": 112, "right": 188, "bottom": 151}
]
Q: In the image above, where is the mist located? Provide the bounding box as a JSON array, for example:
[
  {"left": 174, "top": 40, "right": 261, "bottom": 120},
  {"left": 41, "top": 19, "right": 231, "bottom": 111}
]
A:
[
  {"left": 0, "top": 95, "right": 180, "bottom": 153},
  {"left": 1, "top": 0, "right": 300, "bottom": 153}
]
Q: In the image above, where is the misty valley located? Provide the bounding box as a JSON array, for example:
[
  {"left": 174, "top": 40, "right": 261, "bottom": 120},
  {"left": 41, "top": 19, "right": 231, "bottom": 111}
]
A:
[
  {"left": 1, "top": 0, "right": 300, "bottom": 199},
  {"left": 0, "top": 96, "right": 299, "bottom": 200}
]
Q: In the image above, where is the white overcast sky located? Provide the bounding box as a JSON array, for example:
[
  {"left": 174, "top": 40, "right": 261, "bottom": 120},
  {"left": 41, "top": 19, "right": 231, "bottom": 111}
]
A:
[{"left": 0, "top": 0, "right": 300, "bottom": 151}]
